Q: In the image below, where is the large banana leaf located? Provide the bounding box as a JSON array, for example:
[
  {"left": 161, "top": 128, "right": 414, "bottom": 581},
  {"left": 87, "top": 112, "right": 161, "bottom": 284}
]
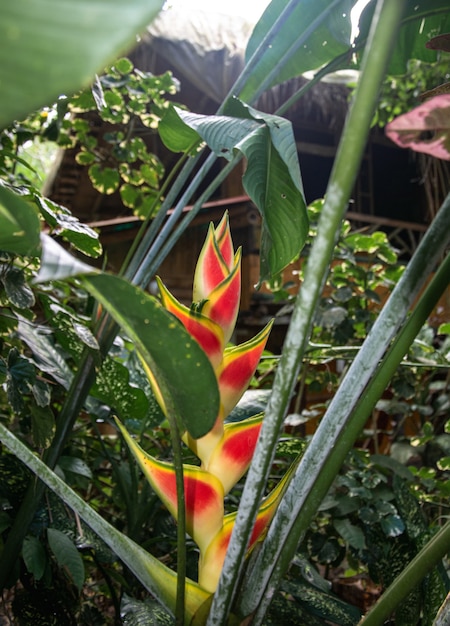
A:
[
  {"left": 242, "top": 0, "right": 353, "bottom": 100},
  {"left": 159, "top": 100, "right": 308, "bottom": 283},
  {"left": 357, "top": 0, "right": 450, "bottom": 76},
  {"left": 0, "top": 0, "right": 164, "bottom": 129},
  {"left": 243, "top": 0, "right": 450, "bottom": 100}
]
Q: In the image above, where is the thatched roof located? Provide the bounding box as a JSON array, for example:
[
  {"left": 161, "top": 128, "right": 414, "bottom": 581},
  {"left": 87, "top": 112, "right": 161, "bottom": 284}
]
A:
[{"left": 135, "top": 7, "right": 350, "bottom": 127}]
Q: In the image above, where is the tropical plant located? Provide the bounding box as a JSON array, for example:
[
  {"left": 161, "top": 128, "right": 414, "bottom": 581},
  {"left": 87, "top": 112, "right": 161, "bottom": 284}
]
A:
[{"left": 1, "top": 1, "right": 450, "bottom": 625}]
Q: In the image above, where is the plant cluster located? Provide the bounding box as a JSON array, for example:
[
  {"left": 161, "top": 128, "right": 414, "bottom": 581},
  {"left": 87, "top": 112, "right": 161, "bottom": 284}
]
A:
[{"left": 0, "top": 1, "right": 450, "bottom": 625}]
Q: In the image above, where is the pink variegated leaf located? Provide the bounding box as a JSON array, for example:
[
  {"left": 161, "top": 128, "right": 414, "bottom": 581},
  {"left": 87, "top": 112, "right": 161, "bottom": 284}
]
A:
[
  {"left": 386, "top": 94, "right": 450, "bottom": 161},
  {"left": 201, "top": 249, "right": 241, "bottom": 345},
  {"left": 157, "top": 278, "right": 224, "bottom": 368},
  {"left": 205, "top": 414, "right": 263, "bottom": 493},
  {"left": 218, "top": 321, "right": 273, "bottom": 417},
  {"left": 116, "top": 419, "right": 224, "bottom": 553},
  {"left": 198, "top": 467, "right": 290, "bottom": 592}
]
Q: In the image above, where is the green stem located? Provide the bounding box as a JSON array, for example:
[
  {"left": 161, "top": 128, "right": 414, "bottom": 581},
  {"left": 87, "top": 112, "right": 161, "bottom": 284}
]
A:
[
  {"left": 206, "top": 2, "right": 407, "bottom": 623},
  {"left": 360, "top": 520, "right": 450, "bottom": 626},
  {"left": 165, "top": 409, "right": 186, "bottom": 626},
  {"left": 243, "top": 238, "right": 450, "bottom": 623}
]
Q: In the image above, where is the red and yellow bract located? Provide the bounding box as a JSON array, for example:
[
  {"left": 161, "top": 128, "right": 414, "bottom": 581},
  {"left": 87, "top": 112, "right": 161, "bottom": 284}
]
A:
[{"left": 118, "top": 212, "right": 275, "bottom": 592}]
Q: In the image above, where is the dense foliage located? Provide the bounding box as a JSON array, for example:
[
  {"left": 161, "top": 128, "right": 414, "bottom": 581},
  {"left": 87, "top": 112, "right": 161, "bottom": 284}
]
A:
[{"left": 0, "top": 1, "right": 449, "bottom": 625}]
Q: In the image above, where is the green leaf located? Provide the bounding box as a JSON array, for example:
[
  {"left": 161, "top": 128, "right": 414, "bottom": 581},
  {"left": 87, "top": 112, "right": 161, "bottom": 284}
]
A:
[
  {"left": 35, "top": 234, "right": 98, "bottom": 283},
  {"left": 359, "top": 0, "right": 450, "bottom": 76},
  {"left": 36, "top": 196, "right": 102, "bottom": 258},
  {"left": 242, "top": 0, "right": 352, "bottom": 100},
  {"left": 120, "top": 594, "right": 173, "bottom": 626},
  {"left": 172, "top": 102, "right": 308, "bottom": 282},
  {"left": 226, "top": 389, "right": 272, "bottom": 423},
  {"left": 30, "top": 405, "right": 55, "bottom": 449},
  {"left": 158, "top": 105, "right": 202, "bottom": 154},
  {"left": 47, "top": 527, "right": 85, "bottom": 591},
  {"left": 0, "top": 0, "right": 165, "bottom": 129},
  {"left": 82, "top": 274, "right": 220, "bottom": 439},
  {"left": 1, "top": 267, "right": 35, "bottom": 308},
  {"left": 0, "top": 186, "right": 41, "bottom": 256},
  {"left": 58, "top": 456, "right": 93, "bottom": 479},
  {"left": 88, "top": 164, "right": 120, "bottom": 194},
  {"left": 333, "top": 518, "right": 366, "bottom": 550},
  {"left": 22, "top": 535, "right": 47, "bottom": 581},
  {"left": 91, "top": 357, "right": 149, "bottom": 421}
]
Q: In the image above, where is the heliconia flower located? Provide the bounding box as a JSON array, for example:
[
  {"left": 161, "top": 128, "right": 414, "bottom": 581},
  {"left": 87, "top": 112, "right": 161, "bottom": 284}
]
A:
[
  {"left": 205, "top": 413, "right": 264, "bottom": 494},
  {"left": 157, "top": 277, "right": 225, "bottom": 369},
  {"left": 217, "top": 321, "right": 273, "bottom": 419},
  {"left": 116, "top": 419, "right": 224, "bottom": 554},
  {"left": 198, "top": 468, "right": 292, "bottom": 593},
  {"left": 118, "top": 212, "right": 281, "bottom": 597}
]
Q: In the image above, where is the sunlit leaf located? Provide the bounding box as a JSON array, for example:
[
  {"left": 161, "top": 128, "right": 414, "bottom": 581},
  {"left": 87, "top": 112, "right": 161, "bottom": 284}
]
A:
[
  {"left": 0, "top": 0, "right": 165, "bottom": 128},
  {"left": 167, "top": 103, "right": 308, "bottom": 282},
  {"left": 242, "top": 0, "right": 352, "bottom": 100},
  {"left": 0, "top": 185, "right": 41, "bottom": 256}
]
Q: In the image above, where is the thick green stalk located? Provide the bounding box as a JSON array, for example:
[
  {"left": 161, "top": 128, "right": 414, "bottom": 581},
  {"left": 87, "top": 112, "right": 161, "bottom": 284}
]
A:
[
  {"left": 361, "top": 520, "right": 450, "bottom": 625},
  {"left": 240, "top": 226, "right": 450, "bottom": 621},
  {"left": 206, "top": 2, "right": 407, "bottom": 624}
]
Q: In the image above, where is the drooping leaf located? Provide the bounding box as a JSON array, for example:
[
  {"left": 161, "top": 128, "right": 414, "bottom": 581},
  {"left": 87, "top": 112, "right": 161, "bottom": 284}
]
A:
[
  {"left": 36, "top": 197, "right": 102, "bottom": 258},
  {"left": 22, "top": 535, "right": 47, "bottom": 581},
  {"left": 164, "top": 103, "right": 308, "bottom": 282},
  {"left": 0, "top": 0, "right": 165, "bottom": 128},
  {"left": 82, "top": 274, "right": 220, "bottom": 439},
  {"left": 35, "top": 234, "right": 98, "bottom": 283},
  {"left": 386, "top": 94, "right": 450, "bottom": 160},
  {"left": 0, "top": 185, "right": 41, "bottom": 256},
  {"left": 47, "top": 527, "right": 85, "bottom": 592}
]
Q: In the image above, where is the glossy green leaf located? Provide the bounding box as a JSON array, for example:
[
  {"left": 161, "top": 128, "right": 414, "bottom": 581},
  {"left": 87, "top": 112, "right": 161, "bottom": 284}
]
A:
[
  {"left": 169, "top": 102, "right": 308, "bottom": 282},
  {"left": 120, "top": 594, "right": 173, "bottom": 626},
  {"left": 30, "top": 405, "right": 55, "bottom": 449},
  {"left": 358, "top": 0, "right": 450, "bottom": 76},
  {"left": 36, "top": 197, "right": 102, "bottom": 258},
  {"left": 1, "top": 267, "right": 35, "bottom": 308},
  {"left": 242, "top": 0, "right": 352, "bottom": 101},
  {"left": 82, "top": 273, "right": 220, "bottom": 439},
  {"left": 0, "top": 0, "right": 164, "bottom": 129},
  {"left": 91, "top": 357, "right": 149, "bottom": 421},
  {"left": 47, "top": 527, "right": 85, "bottom": 592},
  {"left": 0, "top": 186, "right": 41, "bottom": 256}
]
